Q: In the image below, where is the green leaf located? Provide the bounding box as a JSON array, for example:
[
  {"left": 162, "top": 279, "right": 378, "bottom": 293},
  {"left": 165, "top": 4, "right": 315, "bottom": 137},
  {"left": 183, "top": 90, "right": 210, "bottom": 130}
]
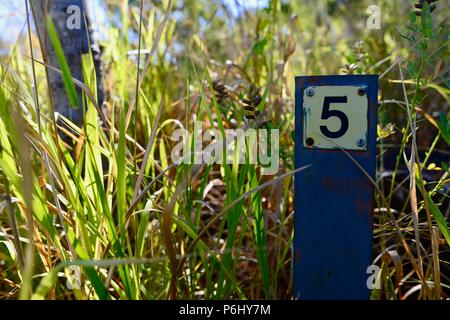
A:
[
  {"left": 424, "top": 192, "right": 450, "bottom": 247},
  {"left": 416, "top": 177, "right": 450, "bottom": 247},
  {"left": 117, "top": 109, "right": 127, "bottom": 234},
  {"left": 421, "top": 1, "right": 433, "bottom": 39},
  {"left": 407, "top": 61, "right": 417, "bottom": 78},
  {"left": 437, "top": 113, "right": 450, "bottom": 147},
  {"left": 252, "top": 38, "right": 268, "bottom": 55},
  {"left": 409, "top": 11, "right": 418, "bottom": 31},
  {"left": 46, "top": 16, "right": 79, "bottom": 108}
]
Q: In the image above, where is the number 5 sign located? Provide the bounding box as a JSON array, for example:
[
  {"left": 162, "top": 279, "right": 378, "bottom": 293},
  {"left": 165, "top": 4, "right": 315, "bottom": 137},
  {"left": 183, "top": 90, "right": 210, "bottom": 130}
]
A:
[
  {"left": 294, "top": 75, "right": 378, "bottom": 300},
  {"left": 303, "top": 85, "right": 369, "bottom": 150}
]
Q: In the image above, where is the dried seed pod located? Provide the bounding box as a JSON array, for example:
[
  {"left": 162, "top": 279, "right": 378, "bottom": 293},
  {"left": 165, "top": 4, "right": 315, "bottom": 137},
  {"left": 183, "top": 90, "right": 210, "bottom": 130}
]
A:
[
  {"left": 242, "top": 84, "right": 261, "bottom": 115},
  {"left": 241, "top": 84, "right": 271, "bottom": 128},
  {"left": 339, "top": 63, "right": 359, "bottom": 75},
  {"left": 212, "top": 80, "right": 229, "bottom": 104},
  {"left": 253, "top": 95, "right": 262, "bottom": 106},
  {"left": 352, "top": 41, "right": 366, "bottom": 63}
]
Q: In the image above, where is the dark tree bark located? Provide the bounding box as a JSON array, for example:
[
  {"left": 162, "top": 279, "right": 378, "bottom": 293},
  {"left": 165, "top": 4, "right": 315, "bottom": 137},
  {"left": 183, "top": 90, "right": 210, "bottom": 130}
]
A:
[{"left": 31, "top": 0, "right": 104, "bottom": 129}]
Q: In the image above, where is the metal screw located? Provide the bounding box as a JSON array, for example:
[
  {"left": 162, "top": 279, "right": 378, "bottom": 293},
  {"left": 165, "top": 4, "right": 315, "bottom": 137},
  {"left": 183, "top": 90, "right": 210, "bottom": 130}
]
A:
[
  {"left": 356, "top": 138, "right": 366, "bottom": 147},
  {"left": 358, "top": 87, "right": 366, "bottom": 96},
  {"left": 305, "top": 137, "right": 315, "bottom": 147},
  {"left": 305, "top": 87, "right": 315, "bottom": 97}
]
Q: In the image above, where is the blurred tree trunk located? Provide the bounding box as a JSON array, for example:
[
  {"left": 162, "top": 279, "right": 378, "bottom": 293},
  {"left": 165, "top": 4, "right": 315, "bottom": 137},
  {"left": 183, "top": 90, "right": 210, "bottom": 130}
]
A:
[{"left": 30, "top": 0, "right": 104, "bottom": 130}]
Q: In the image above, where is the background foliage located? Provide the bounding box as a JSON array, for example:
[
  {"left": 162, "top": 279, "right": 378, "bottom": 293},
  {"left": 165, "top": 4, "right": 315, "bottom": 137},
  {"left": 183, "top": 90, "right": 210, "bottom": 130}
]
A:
[{"left": 0, "top": 0, "right": 448, "bottom": 299}]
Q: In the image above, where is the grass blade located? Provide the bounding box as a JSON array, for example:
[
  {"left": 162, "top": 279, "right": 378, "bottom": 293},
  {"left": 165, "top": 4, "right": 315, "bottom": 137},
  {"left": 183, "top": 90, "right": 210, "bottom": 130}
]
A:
[{"left": 46, "top": 16, "right": 78, "bottom": 108}]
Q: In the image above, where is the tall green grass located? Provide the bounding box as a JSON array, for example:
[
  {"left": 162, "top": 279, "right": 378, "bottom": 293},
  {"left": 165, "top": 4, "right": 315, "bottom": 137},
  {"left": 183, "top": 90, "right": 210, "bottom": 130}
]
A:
[{"left": 0, "top": 0, "right": 448, "bottom": 300}]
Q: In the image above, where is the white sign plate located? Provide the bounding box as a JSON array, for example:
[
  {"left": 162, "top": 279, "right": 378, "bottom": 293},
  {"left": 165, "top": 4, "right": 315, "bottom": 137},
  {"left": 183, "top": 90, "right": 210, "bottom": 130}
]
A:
[{"left": 303, "top": 85, "right": 368, "bottom": 151}]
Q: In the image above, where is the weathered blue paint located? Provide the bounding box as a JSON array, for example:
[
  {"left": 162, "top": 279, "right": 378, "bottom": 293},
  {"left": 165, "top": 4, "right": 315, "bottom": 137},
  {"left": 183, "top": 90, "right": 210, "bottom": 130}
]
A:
[{"left": 294, "top": 75, "right": 378, "bottom": 300}]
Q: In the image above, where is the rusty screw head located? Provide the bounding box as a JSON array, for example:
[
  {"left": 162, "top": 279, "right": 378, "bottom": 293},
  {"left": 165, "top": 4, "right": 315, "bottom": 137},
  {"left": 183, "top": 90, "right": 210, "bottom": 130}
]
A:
[
  {"left": 305, "top": 137, "right": 315, "bottom": 147},
  {"left": 305, "top": 87, "right": 315, "bottom": 97},
  {"left": 356, "top": 138, "right": 366, "bottom": 147},
  {"left": 358, "top": 87, "right": 366, "bottom": 96}
]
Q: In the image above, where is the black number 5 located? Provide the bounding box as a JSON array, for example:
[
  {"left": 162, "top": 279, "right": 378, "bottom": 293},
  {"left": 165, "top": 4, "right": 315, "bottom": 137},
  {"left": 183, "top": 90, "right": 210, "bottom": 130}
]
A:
[{"left": 320, "top": 96, "right": 349, "bottom": 139}]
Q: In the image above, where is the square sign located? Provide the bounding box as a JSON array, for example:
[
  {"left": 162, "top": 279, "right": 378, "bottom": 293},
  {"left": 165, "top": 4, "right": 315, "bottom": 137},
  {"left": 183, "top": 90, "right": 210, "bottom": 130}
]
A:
[{"left": 303, "top": 85, "right": 368, "bottom": 151}]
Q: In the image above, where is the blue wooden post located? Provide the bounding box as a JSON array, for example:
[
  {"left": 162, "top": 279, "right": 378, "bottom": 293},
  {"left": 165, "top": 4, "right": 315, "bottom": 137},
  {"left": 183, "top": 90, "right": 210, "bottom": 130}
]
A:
[{"left": 294, "top": 75, "right": 378, "bottom": 300}]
